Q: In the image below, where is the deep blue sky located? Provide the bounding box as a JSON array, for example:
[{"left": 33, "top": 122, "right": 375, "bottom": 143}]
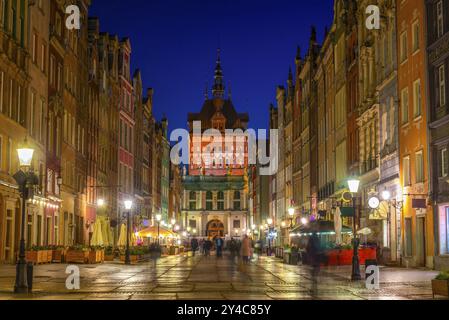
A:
[{"left": 90, "top": 0, "right": 334, "bottom": 132}]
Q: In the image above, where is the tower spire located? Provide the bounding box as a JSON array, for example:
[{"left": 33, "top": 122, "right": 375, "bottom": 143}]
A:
[{"left": 212, "top": 48, "right": 225, "bottom": 98}]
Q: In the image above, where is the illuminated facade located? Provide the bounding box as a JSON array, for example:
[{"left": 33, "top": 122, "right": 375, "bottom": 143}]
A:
[{"left": 182, "top": 51, "right": 249, "bottom": 239}]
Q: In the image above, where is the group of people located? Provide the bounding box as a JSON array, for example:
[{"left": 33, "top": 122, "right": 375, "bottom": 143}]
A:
[{"left": 189, "top": 235, "right": 253, "bottom": 263}]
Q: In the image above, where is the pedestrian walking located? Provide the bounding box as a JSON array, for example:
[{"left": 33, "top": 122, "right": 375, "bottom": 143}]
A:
[
  {"left": 306, "top": 230, "right": 321, "bottom": 297},
  {"left": 241, "top": 235, "right": 252, "bottom": 264},
  {"left": 204, "top": 238, "right": 212, "bottom": 257},
  {"left": 191, "top": 238, "right": 199, "bottom": 257},
  {"left": 215, "top": 236, "right": 224, "bottom": 258}
]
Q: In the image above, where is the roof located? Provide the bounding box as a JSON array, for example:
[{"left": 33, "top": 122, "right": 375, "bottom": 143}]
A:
[{"left": 188, "top": 98, "right": 249, "bottom": 129}]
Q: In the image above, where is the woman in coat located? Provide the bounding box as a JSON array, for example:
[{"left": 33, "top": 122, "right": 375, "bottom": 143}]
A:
[{"left": 241, "top": 235, "right": 252, "bottom": 264}]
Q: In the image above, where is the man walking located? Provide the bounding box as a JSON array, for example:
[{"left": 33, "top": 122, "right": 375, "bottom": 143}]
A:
[
  {"left": 191, "top": 238, "right": 199, "bottom": 257},
  {"left": 215, "top": 236, "right": 224, "bottom": 258}
]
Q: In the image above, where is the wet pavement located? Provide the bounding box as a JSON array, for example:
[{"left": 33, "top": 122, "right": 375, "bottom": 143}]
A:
[{"left": 0, "top": 253, "right": 446, "bottom": 300}]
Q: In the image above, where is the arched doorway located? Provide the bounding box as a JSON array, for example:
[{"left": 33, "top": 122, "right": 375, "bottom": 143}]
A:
[{"left": 206, "top": 219, "right": 224, "bottom": 238}]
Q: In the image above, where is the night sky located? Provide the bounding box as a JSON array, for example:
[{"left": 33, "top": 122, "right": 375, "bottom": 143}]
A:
[{"left": 90, "top": 0, "right": 334, "bottom": 133}]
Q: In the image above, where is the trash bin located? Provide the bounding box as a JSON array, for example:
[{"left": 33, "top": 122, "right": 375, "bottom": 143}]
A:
[{"left": 27, "top": 262, "right": 34, "bottom": 293}]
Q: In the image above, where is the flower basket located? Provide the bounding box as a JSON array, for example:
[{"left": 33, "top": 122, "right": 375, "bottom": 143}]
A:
[{"left": 66, "top": 250, "right": 89, "bottom": 264}]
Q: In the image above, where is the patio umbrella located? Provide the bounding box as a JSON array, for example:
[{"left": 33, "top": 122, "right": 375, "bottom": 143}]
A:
[
  {"left": 100, "top": 218, "right": 111, "bottom": 247},
  {"left": 117, "top": 223, "right": 127, "bottom": 247},
  {"left": 334, "top": 207, "right": 343, "bottom": 245},
  {"left": 90, "top": 221, "right": 104, "bottom": 247},
  {"left": 107, "top": 221, "right": 114, "bottom": 247}
]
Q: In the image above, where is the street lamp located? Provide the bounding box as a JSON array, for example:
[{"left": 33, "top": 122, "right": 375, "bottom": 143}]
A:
[
  {"left": 347, "top": 178, "right": 361, "bottom": 281},
  {"left": 288, "top": 207, "right": 295, "bottom": 229},
  {"left": 301, "top": 217, "right": 308, "bottom": 225},
  {"left": 155, "top": 214, "right": 162, "bottom": 244},
  {"left": 13, "top": 138, "right": 39, "bottom": 293},
  {"left": 123, "top": 200, "right": 133, "bottom": 265},
  {"left": 171, "top": 218, "right": 176, "bottom": 225},
  {"left": 382, "top": 190, "right": 391, "bottom": 201},
  {"left": 97, "top": 198, "right": 105, "bottom": 207}
]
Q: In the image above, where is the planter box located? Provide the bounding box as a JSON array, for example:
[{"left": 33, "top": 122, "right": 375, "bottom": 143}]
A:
[
  {"left": 432, "top": 279, "right": 449, "bottom": 298},
  {"left": 88, "top": 250, "right": 104, "bottom": 264},
  {"left": 46, "top": 250, "right": 53, "bottom": 263},
  {"left": 104, "top": 254, "right": 114, "bottom": 261},
  {"left": 120, "top": 255, "right": 139, "bottom": 264},
  {"left": 52, "top": 250, "right": 65, "bottom": 263},
  {"left": 26, "top": 250, "right": 49, "bottom": 264},
  {"left": 324, "top": 248, "right": 377, "bottom": 266},
  {"left": 66, "top": 250, "right": 89, "bottom": 264}
]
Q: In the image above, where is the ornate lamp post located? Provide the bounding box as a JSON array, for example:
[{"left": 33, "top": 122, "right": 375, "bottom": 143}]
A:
[
  {"left": 155, "top": 214, "right": 162, "bottom": 244},
  {"left": 13, "top": 138, "right": 39, "bottom": 293},
  {"left": 348, "top": 179, "right": 361, "bottom": 281},
  {"left": 267, "top": 218, "right": 273, "bottom": 256},
  {"left": 124, "top": 200, "right": 133, "bottom": 265}
]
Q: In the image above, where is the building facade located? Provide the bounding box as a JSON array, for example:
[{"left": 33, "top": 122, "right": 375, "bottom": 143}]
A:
[
  {"left": 426, "top": 0, "right": 449, "bottom": 270},
  {"left": 181, "top": 52, "right": 249, "bottom": 239},
  {"left": 397, "top": 0, "right": 434, "bottom": 268}
]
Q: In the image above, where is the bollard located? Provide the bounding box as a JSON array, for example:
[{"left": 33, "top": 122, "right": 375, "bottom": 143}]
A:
[{"left": 27, "top": 262, "right": 34, "bottom": 293}]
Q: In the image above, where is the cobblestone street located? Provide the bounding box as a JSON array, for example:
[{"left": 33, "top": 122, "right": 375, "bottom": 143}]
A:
[{"left": 0, "top": 254, "right": 445, "bottom": 300}]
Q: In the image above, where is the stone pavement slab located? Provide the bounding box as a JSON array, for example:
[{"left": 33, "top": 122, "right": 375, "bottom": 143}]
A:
[{"left": 0, "top": 254, "right": 446, "bottom": 300}]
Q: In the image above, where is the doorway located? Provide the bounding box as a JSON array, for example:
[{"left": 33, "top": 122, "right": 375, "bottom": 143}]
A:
[
  {"left": 206, "top": 219, "right": 224, "bottom": 238},
  {"left": 416, "top": 217, "right": 426, "bottom": 267}
]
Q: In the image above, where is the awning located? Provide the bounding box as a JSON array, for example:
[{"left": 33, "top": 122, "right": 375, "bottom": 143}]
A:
[
  {"left": 339, "top": 207, "right": 355, "bottom": 217},
  {"left": 290, "top": 220, "right": 352, "bottom": 236},
  {"left": 137, "top": 226, "right": 177, "bottom": 238}
]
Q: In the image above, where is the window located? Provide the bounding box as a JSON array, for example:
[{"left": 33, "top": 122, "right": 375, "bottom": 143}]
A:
[
  {"left": 439, "top": 64, "right": 446, "bottom": 107},
  {"left": 32, "top": 33, "right": 37, "bottom": 63},
  {"left": 30, "top": 91, "right": 35, "bottom": 136},
  {"left": 415, "top": 151, "right": 424, "bottom": 183},
  {"left": 206, "top": 191, "right": 213, "bottom": 210},
  {"left": 49, "top": 55, "right": 55, "bottom": 86},
  {"left": 403, "top": 156, "right": 411, "bottom": 186},
  {"left": 188, "top": 219, "right": 197, "bottom": 229},
  {"left": 413, "top": 79, "right": 422, "bottom": 118},
  {"left": 233, "top": 191, "right": 241, "bottom": 210},
  {"left": 400, "top": 31, "right": 408, "bottom": 62},
  {"left": 217, "top": 191, "right": 224, "bottom": 210},
  {"left": 412, "top": 21, "right": 420, "bottom": 53},
  {"left": 0, "top": 71, "right": 3, "bottom": 113},
  {"left": 437, "top": 0, "right": 444, "bottom": 38},
  {"left": 40, "top": 43, "right": 46, "bottom": 72},
  {"left": 401, "top": 87, "right": 409, "bottom": 124},
  {"left": 405, "top": 218, "right": 413, "bottom": 257},
  {"left": 441, "top": 148, "right": 448, "bottom": 178},
  {"left": 189, "top": 191, "right": 196, "bottom": 210}
]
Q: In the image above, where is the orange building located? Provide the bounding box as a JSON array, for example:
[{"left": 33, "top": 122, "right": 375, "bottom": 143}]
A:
[{"left": 397, "top": 0, "right": 434, "bottom": 268}]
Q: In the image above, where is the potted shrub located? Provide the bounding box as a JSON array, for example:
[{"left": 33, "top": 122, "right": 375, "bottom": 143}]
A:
[
  {"left": 66, "top": 245, "right": 90, "bottom": 264},
  {"left": 120, "top": 247, "right": 143, "bottom": 264},
  {"left": 432, "top": 271, "right": 449, "bottom": 298},
  {"left": 104, "top": 246, "right": 114, "bottom": 261},
  {"left": 26, "top": 246, "right": 50, "bottom": 264},
  {"left": 88, "top": 246, "right": 105, "bottom": 264},
  {"left": 51, "top": 246, "right": 66, "bottom": 263}
]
